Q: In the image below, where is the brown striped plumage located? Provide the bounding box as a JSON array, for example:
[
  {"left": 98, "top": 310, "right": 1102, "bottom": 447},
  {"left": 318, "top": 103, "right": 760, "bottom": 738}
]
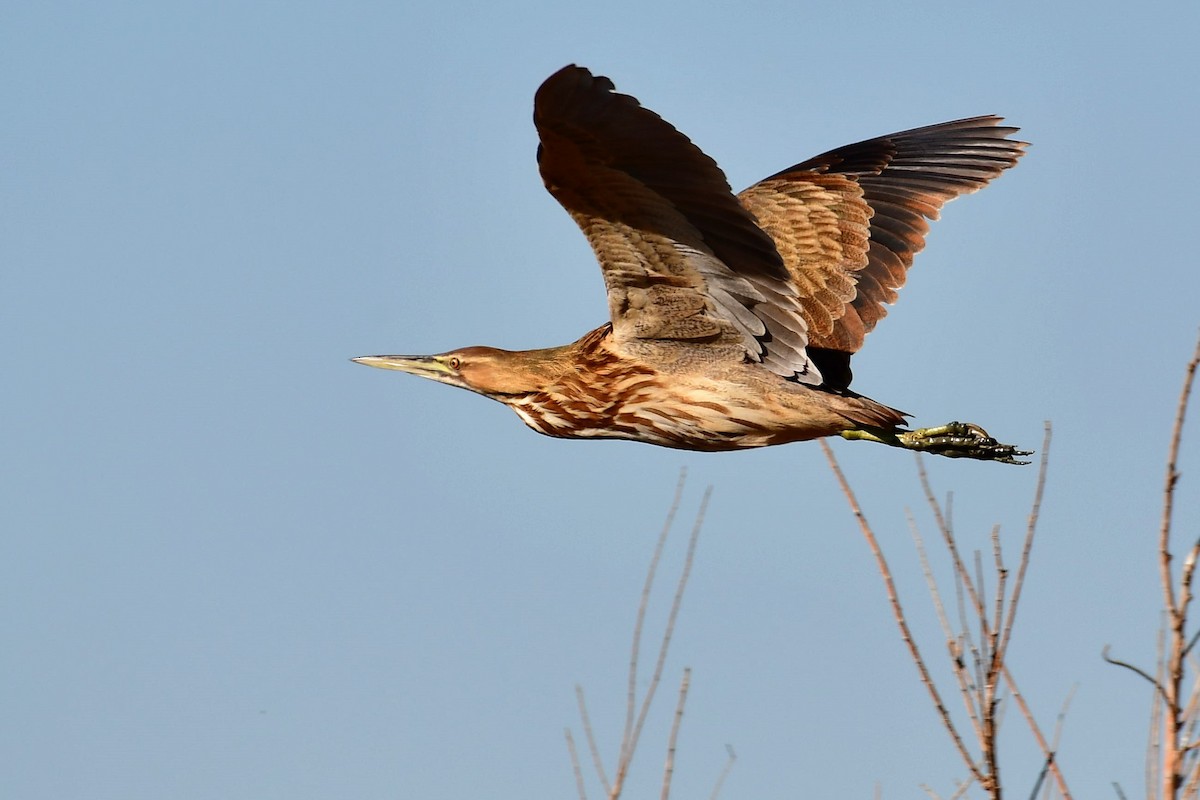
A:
[{"left": 354, "top": 65, "right": 1031, "bottom": 463}]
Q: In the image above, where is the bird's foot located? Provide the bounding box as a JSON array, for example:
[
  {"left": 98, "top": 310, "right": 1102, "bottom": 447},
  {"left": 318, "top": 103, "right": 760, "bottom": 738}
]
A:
[{"left": 841, "top": 421, "right": 1032, "bottom": 465}]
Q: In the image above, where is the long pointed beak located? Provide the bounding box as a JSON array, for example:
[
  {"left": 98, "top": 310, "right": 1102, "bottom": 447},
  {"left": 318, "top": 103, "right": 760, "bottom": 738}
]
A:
[{"left": 351, "top": 355, "right": 452, "bottom": 378}]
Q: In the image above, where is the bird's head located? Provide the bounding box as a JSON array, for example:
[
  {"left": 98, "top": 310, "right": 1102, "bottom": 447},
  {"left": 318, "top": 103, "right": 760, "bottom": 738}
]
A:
[{"left": 352, "top": 346, "right": 552, "bottom": 400}]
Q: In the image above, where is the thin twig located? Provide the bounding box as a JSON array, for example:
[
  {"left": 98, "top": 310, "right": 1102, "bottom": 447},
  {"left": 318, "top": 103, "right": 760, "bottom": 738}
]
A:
[
  {"left": 1180, "top": 767, "right": 1200, "bottom": 800},
  {"left": 1179, "top": 659, "right": 1200, "bottom": 757},
  {"left": 1031, "top": 685, "right": 1076, "bottom": 800},
  {"left": 949, "top": 779, "right": 974, "bottom": 800},
  {"left": 660, "top": 668, "right": 691, "bottom": 800},
  {"left": 1159, "top": 332, "right": 1200, "bottom": 800},
  {"left": 998, "top": 422, "right": 1052, "bottom": 666},
  {"left": 909, "top": 510, "right": 985, "bottom": 736},
  {"left": 821, "top": 440, "right": 985, "bottom": 785},
  {"left": 1051, "top": 683, "right": 1078, "bottom": 752},
  {"left": 576, "top": 685, "right": 610, "bottom": 793},
  {"left": 909, "top": 510, "right": 955, "bottom": 641},
  {"left": 1028, "top": 751, "right": 1050, "bottom": 800},
  {"left": 708, "top": 745, "right": 737, "bottom": 800},
  {"left": 1151, "top": 621, "right": 1167, "bottom": 800},
  {"left": 1183, "top": 601, "right": 1200, "bottom": 660},
  {"left": 918, "top": 457, "right": 986, "bottom": 620},
  {"left": 615, "top": 486, "right": 710, "bottom": 793},
  {"left": 1001, "top": 666, "right": 1073, "bottom": 799},
  {"left": 623, "top": 470, "right": 687, "bottom": 767},
  {"left": 1104, "top": 646, "right": 1170, "bottom": 702},
  {"left": 991, "top": 524, "right": 1008, "bottom": 668},
  {"left": 1161, "top": 332, "right": 1200, "bottom": 619},
  {"left": 911, "top": 510, "right": 985, "bottom": 738},
  {"left": 566, "top": 728, "right": 589, "bottom": 800},
  {"left": 975, "top": 549, "right": 989, "bottom": 642}
]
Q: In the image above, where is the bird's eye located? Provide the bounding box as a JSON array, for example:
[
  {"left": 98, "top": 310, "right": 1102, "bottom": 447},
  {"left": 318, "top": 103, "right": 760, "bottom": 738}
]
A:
[{"left": 448, "top": 356, "right": 462, "bottom": 370}]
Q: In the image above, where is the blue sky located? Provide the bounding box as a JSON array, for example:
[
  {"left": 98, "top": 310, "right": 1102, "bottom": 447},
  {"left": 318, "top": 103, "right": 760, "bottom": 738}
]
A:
[{"left": 5, "top": 1, "right": 1200, "bottom": 797}]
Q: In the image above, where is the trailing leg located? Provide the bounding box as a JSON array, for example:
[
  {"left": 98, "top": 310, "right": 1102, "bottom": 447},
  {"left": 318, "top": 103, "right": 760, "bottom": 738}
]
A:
[{"left": 840, "top": 421, "right": 1031, "bottom": 465}]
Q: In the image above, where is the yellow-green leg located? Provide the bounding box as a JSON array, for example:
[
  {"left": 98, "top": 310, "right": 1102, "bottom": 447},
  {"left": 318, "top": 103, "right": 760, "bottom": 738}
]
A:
[{"left": 840, "top": 421, "right": 1031, "bottom": 465}]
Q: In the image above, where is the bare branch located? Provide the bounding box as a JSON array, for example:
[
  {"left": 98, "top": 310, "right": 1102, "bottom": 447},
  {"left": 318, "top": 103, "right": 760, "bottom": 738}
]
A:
[
  {"left": 991, "top": 524, "right": 1008, "bottom": 667},
  {"left": 707, "top": 745, "right": 737, "bottom": 800},
  {"left": 575, "top": 685, "right": 610, "bottom": 793},
  {"left": 623, "top": 469, "right": 687, "bottom": 766},
  {"left": 565, "top": 728, "right": 589, "bottom": 800},
  {"left": 1157, "top": 332, "right": 1200, "bottom": 800},
  {"left": 950, "top": 777, "right": 975, "bottom": 799},
  {"left": 660, "top": 668, "right": 691, "bottom": 800},
  {"left": 1161, "top": 331, "right": 1200, "bottom": 619},
  {"left": 998, "top": 422, "right": 1052, "bottom": 665},
  {"left": 616, "top": 485, "right": 710, "bottom": 792},
  {"left": 1051, "top": 683, "right": 1078, "bottom": 753},
  {"left": 919, "top": 457, "right": 985, "bottom": 620},
  {"left": 1184, "top": 597, "right": 1200, "bottom": 660},
  {"left": 909, "top": 510, "right": 955, "bottom": 642},
  {"left": 1184, "top": 768, "right": 1200, "bottom": 800},
  {"left": 822, "top": 440, "right": 985, "bottom": 785},
  {"left": 1028, "top": 754, "right": 1051, "bottom": 800},
  {"left": 975, "top": 549, "right": 990, "bottom": 643},
  {"left": 1104, "top": 646, "right": 1171, "bottom": 702},
  {"left": 1002, "top": 667, "right": 1073, "bottom": 799},
  {"left": 1150, "top": 622, "right": 1166, "bottom": 800},
  {"left": 909, "top": 509, "right": 984, "bottom": 738},
  {"left": 1181, "top": 656, "right": 1200, "bottom": 752}
]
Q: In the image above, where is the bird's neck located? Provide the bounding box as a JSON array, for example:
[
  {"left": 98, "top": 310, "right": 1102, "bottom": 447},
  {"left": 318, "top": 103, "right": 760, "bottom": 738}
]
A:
[{"left": 501, "top": 324, "right": 665, "bottom": 439}]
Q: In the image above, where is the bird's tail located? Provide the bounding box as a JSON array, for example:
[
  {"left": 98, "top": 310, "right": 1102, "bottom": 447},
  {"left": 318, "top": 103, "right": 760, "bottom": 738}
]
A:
[{"left": 837, "top": 393, "right": 909, "bottom": 431}]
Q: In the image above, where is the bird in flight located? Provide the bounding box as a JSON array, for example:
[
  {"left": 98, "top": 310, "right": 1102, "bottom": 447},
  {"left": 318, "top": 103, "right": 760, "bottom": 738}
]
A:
[{"left": 355, "top": 65, "right": 1030, "bottom": 463}]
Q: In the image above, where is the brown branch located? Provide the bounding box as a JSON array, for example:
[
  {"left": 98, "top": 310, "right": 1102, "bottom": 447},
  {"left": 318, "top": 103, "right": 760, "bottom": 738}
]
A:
[
  {"left": 1051, "top": 683, "right": 1078, "bottom": 752},
  {"left": 1161, "top": 332, "right": 1200, "bottom": 619},
  {"left": 622, "top": 470, "right": 687, "bottom": 767},
  {"left": 919, "top": 458, "right": 986, "bottom": 621},
  {"left": 614, "top": 485, "right": 710, "bottom": 795},
  {"left": 575, "top": 685, "right": 610, "bottom": 793},
  {"left": 660, "top": 668, "right": 691, "bottom": 800},
  {"left": 1179, "top": 662, "right": 1200, "bottom": 758},
  {"left": 998, "top": 422, "right": 1052, "bottom": 666},
  {"left": 1150, "top": 622, "right": 1167, "bottom": 800},
  {"left": 909, "top": 510, "right": 956, "bottom": 642},
  {"left": 909, "top": 511, "right": 985, "bottom": 739},
  {"left": 1030, "top": 684, "right": 1075, "bottom": 800},
  {"left": 821, "top": 440, "right": 985, "bottom": 785},
  {"left": 949, "top": 779, "right": 974, "bottom": 800},
  {"left": 565, "top": 728, "right": 589, "bottom": 800},
  {"left": 1160, "top": 331, "right": 1200, "bottom": 800},
  {"left": 708, "top": 745, "right": 736, "bottom": 800},
  {"left": 990, "top": 524, "right": 1007, "bottom": 668},
  {"left": 1183, "top": 763, "right": 1200, "bottom": 800},
  {"left": 920, "top": 431, "right": 1070, "bottom": 798},
  {"left": 1001, "top": 665, "right": 1073, "bottom": 799}
]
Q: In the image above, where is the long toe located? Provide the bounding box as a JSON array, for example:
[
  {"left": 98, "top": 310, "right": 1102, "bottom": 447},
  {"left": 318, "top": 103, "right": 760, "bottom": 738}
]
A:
[{"left": 900, "top": 422, "right": 1032, "bottom": 465}]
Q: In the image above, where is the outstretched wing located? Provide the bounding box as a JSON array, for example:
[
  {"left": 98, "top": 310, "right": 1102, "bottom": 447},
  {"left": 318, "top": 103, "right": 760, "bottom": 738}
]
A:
[
  {"left": 533, "top": 65, "right": 819, "bottom": 383},
  {"left": 738, "top": 117, "right": 1028, "bottom": 354}
]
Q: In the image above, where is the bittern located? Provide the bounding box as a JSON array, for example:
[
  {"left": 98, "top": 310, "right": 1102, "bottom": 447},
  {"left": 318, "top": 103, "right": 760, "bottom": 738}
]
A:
[{"left": 355, "top": 65, "right": 1031, "bottom": 463}]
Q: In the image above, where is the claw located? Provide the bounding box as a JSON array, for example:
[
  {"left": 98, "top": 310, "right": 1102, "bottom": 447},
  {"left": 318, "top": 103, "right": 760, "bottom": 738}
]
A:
[
  {"left": 897, "top": 421, "right": 1032, "bottom": 465},
  {"left": 841, "top": 421, "right": 1032, "bottom": 464}
]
